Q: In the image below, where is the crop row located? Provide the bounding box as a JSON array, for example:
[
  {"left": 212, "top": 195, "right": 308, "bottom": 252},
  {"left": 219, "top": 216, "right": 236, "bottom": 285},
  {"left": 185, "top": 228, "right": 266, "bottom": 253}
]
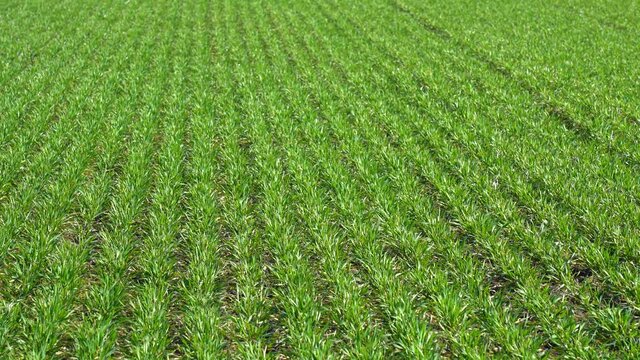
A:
[{"left": 0, "top": 0, "right": 636, "bottom": 358}]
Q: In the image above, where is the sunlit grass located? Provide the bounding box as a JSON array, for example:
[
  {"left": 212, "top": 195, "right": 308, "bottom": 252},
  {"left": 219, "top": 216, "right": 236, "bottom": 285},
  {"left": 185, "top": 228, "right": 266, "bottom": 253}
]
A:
[{"left": 0, "top": 0, "right": 638, "bottom": 358}]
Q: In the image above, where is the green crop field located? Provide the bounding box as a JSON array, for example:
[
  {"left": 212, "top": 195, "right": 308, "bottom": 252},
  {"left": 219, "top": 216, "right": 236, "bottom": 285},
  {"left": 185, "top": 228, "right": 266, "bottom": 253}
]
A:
[{"left": 1, "top": 0, "right": 639, "bottom": 358}]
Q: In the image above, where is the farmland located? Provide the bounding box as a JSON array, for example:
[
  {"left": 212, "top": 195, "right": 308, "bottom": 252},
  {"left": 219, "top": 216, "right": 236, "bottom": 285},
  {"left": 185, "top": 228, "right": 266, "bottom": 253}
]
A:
[{"left": 1, "top": 0, "right": 639, "bottom": 358}]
